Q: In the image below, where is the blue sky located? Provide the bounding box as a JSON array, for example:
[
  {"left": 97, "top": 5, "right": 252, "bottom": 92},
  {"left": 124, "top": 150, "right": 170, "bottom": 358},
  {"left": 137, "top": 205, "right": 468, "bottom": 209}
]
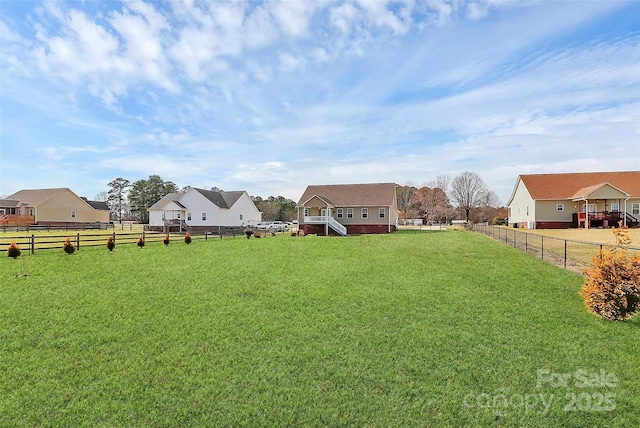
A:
[{"left": 1, "top": 0, "right": 639, "bottom": 204}]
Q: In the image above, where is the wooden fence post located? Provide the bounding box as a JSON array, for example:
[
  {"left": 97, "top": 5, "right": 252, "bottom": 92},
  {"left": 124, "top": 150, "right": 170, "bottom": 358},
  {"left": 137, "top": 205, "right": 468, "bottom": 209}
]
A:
[
  {"left": 31, "top": 234, "right": 35, "bottom": 255},
  {"left": 76, "top": 233, "right": 80, "bottom": 250}
]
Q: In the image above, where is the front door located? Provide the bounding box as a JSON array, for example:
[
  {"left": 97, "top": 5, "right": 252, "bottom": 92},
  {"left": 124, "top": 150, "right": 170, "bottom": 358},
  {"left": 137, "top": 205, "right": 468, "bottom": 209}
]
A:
[{"left": 321, "top": 209, "right": 327, "bottom": 217}]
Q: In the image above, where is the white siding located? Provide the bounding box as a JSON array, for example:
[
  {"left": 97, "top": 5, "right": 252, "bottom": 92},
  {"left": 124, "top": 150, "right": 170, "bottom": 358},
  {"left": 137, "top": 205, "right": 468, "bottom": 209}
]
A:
[
  {"left": 149, "top": 211, "right": 164, "bottom": 226},
  {"left": 508, "top": 179, "right": 535, "bottom": 224},
  {"left": 219, "top": 192, "right": 262, "bottom": 226},
  {"left": 181, "top": 189, "right": 221, "bottom": 227}
]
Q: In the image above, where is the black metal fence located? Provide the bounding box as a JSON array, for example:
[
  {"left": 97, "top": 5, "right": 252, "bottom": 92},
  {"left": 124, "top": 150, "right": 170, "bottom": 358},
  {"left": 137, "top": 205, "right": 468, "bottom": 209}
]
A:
[{"left": 473, "top": 224, "right": 640, "bottom": 272}]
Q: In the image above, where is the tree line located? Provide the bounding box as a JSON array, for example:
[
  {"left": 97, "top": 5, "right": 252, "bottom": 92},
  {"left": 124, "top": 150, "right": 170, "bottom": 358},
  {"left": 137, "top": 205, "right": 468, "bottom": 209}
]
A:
[
  {"left": 397, "top": 171, "right": 505, "bottom": 224},
  {"left": 98, "top": 176, "right": 298, "bottom": 223},
  {"left": 98, "top": 170, "right": 503, "bottom": 225}
]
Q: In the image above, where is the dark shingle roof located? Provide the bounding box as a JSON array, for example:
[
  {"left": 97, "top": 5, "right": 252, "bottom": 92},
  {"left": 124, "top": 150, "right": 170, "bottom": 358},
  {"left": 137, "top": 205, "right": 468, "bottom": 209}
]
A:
[
  {"left": 0, "top": 199, "right": 21, "bottom": 207},
  {"left": 194, "top": 189, "right": 245, "bottom": 209},
  {"left": 83, "top": 199, "right": 110, "bottom": 211},
  {"left": 148, "top": 193, "right": 184, "bottom": 211}
]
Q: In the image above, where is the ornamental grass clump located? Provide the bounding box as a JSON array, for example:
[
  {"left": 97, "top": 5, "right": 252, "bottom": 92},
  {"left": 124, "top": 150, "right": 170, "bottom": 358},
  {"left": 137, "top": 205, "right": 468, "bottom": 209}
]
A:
[
  {"left": 106, "top": 236, "right": 115, "bottom": 251},
  {"left": 184, "top": 232, "right": 192, "bottom": 244},
  {"left": 63, "top": 238, "right": 75, "bottom": 254},
  {"left": 580, "top": 223, "right": 640, "bottom": 321}
]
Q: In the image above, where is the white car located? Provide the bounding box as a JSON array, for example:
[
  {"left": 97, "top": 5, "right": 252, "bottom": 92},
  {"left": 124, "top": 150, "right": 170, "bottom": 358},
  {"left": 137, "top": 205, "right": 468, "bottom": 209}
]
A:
[
  {"left": 269, "top": 221, "right": 288, "bottom": 232},
  {"left": 255, "top": 222, "right": 271, "bottom": 230}
]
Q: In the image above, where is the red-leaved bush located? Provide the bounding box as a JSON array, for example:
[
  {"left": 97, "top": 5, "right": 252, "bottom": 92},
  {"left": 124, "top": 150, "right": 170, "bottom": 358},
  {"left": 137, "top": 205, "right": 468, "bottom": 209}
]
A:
[
  {"left": 7, "top": 242, "right": 21, "bottom": 259},
  {"left": 63, "top": 237, "right": 75, "bottom": 254}
]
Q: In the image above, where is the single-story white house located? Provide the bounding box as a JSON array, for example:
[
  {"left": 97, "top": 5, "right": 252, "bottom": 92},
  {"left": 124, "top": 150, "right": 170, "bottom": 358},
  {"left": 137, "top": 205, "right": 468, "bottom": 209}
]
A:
[
  {"left": 148, "top": 188, "right": 261, "bottom": 232},
  {"left": 507, "top": 171, "right": 640, "bottom": 229}
]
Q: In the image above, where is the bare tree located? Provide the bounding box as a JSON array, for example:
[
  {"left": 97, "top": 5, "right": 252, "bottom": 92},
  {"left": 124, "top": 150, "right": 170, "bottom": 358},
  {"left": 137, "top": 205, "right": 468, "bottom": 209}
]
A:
[
  {"left": 432, "top": 174, "right": 451, "bottom": 196},
  {"left": 450, "top": 171, "right": 487, "bottom": 223},
  {"left": 94, "top": 191, "right": 108, "bottom": 201},
  {"left": 474, "top": 190, "right": 501, "bottom": 223}
]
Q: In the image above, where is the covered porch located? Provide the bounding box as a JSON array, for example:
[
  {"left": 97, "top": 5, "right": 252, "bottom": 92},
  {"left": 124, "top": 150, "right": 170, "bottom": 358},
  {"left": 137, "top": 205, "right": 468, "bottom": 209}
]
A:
[
  {"left": 160, "top": 201, "right": 187, "bottom": 232},
  {"left": 298, "top": 195, "right": 347, "bottom": 236},
  {"left": 571, "top": 182, "right": 630, "bottom": 229}
]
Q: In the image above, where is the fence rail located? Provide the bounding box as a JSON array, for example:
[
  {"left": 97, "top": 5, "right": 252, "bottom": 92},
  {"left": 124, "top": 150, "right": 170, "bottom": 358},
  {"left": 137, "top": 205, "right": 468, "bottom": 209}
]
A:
[
  {"left": 0, "top": 229, "right": 253, "bottom": 254},
  {"left": 473, "top": 224, "right": 640, "bottom": 272}
]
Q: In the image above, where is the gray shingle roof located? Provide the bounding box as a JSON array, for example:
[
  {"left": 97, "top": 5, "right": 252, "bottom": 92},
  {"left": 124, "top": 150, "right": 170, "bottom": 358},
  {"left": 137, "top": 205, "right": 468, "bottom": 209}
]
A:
[{"left": 298, "top": 183, "right": 397, "bottom": 207}]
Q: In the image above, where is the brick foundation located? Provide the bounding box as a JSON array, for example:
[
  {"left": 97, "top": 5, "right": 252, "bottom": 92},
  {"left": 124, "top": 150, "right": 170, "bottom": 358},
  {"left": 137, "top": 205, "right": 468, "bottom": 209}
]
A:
[{"left": 301, "top": 223, "right": 395, "bottom": 236}]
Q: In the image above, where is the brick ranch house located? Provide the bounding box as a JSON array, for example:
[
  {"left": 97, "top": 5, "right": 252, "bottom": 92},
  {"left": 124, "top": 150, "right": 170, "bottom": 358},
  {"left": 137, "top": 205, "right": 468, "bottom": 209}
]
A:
[
  {"left": 507, "top": 171, "right": 640, "bottom": 229},
  {"left": 297, "top": 183, "right": 398, "bottom": 235}
]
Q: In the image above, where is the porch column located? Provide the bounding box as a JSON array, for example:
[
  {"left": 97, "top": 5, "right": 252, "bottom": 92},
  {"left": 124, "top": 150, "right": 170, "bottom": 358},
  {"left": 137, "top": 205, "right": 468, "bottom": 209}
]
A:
[
  {"left": 585, "top": 199, "right": 589, "bottom": 229},
  {"left": 624, "top": 198, "right": 629, "bottom": 227},
  {"left": 326, "top": 205, "right": 330, "bottom": 236}
]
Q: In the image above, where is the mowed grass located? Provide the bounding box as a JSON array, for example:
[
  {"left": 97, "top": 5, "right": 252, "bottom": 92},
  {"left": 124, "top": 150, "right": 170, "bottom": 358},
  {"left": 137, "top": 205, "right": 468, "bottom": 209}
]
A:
[{"left": 1, "top": 231, "right": 638, "bottom": 427}]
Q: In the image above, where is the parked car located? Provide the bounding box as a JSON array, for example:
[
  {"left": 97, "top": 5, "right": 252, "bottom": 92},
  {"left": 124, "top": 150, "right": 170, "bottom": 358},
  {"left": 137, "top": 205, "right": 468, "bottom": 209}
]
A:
[
  {"left": 255, "top": 222, "right": 271, "bottom": 230},
  {"left": 269, "top": 221, "right": 288, "bottom": 232}
]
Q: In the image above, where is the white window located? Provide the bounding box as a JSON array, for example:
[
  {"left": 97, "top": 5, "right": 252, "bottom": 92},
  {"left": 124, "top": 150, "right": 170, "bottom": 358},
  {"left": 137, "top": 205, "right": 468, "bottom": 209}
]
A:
[
  {"left": 202, "top": 212, "right": 207, "bottom": 221},
  {"left": 71, "top": 210, "right": 76, "bottom": 219},
  {"left": 29, "top": 208, "right": 34, "bottom": 216},
  {"left": 362, "top": 208, "right": 368, "bottom": 219},
  {"left": 526, "top": 206, "right": 529, "bottom": 216},
  {"left": 187, "top": 212, "right": 191, "bottom": 221},
  {"left": 304, "top": 208, "right": 309, "bottom": 217},
  {"left": 347, "top": 208, "right": 353, "bottom": 219},
  {"left": 610, "top": 203, "right": 619, "bottom": 212},
  {"left": 633, "top": 203, "right": 640, "bottom": 215},
  {"left": 556, "top": 204, "right": 564, "bottom": 211},
  {"left": 337, "top": 208, "right": 343, "bottom": 219},
  {"left": 379, "top": 208, "right": 385, "bottom": 218},
  {"left": 162, "top": 213, "right": 166, "bottom": 221},
  {"left": 177, "top": 213, "right": 181, "bottom": 219},
  {"left": 240, "top": 214, "right": 243, "bottom": 221}
]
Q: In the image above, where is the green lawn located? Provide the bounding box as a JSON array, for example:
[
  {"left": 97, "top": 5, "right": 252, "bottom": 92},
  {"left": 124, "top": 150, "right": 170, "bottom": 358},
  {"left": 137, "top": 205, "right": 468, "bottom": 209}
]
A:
[{"left": 1, "top": 231, "right": 638, "bottom": 427}]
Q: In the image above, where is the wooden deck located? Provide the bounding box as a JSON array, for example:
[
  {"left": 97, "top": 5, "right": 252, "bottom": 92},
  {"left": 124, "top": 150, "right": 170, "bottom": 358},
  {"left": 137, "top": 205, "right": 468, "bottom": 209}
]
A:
[
  {"left": 0, "top": 215, "right": 36, "bottom": 226},
  {"left": 575, "top": 211, "right": 638, "bottom": 228}
]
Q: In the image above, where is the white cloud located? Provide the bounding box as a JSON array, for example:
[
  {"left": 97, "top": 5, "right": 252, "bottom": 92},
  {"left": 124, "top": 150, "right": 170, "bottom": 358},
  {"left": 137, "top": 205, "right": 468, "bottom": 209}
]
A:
[{"left": 1, "top": 0, "right": 637, "bottom": 204}]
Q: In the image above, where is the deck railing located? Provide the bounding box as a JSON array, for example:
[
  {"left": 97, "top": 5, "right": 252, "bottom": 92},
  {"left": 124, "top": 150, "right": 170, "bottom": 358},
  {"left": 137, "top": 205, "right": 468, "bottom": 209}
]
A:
[{"left": 304, "top": 216, "right": 347, "bottom": 235}]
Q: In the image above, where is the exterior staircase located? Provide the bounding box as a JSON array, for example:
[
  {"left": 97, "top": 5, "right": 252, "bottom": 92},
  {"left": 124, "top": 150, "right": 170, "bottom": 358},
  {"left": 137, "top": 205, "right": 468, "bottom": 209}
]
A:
[{"left": 304, "top": 215, "right": 347, "bottom": 236}]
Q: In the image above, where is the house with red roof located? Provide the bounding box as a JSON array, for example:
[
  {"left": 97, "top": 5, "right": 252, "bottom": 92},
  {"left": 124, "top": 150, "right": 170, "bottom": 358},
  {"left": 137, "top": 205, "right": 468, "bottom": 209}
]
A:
[
  {"left": 507, "top": 171, "right": 640, "bottom": 229},
  {"left": 297, "top": 183, "right": 398, "bottom": 235}
]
